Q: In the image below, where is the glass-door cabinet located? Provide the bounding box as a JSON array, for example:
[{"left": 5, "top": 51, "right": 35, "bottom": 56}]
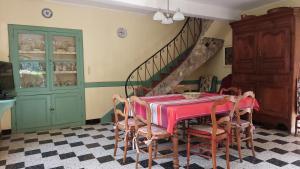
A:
[
  {"left": 9, "top": 25, "right": 84, "bottom": 132},
  {"left": 11, "top": 29, "right": 83, "bottom": 93}
]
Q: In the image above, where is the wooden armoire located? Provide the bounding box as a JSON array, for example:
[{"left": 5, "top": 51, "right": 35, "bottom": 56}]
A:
[{"left": 230, "top": 7, "right": 300, "bottom": 132}]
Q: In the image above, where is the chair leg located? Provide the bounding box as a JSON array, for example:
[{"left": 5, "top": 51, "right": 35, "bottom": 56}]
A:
[
  {"left": 113, "top": 127, "right": 119, "bottom": 159},
  {"left": 148, "top": 142, "right": 153, "bottom": 169},
  {"left": 249, "top": 130, "right": 256, "bottom": 157},
  {"left": 154, "top": 141, "right": 158, "bottom": 159},
  {"left": 225, "top": 136, "right": 231, "bottom": 169},
  {"left": 245, "top": 128, "right": 251, "bottom": 149},
  {"left": 182, "top": 121, "right": 187, "bottom": 140},
  {"left": 211, "top": 139, "right": 217, "bottom": 169},
  {"left": 135, "top": 134, "right": 140, "bottom": 169},
  {"left": 186, "top": 134, "right": 191, "bottom": 169},
  {"left": 235, "top": 128, "right": 243, "bottom": 162},
  {"left": 123, "top": 133, "right": 129, "bottom": 163},
  {"left": 295, "top": 119, "right": 298, "bottom": 137},
  {"left": 230, "top": 128, "right": 234, "bottom": 148}
]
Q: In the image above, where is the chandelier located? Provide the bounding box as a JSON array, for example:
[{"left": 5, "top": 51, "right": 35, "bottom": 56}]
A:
[{"left": 153, "top": 0, "right": 185, "bottom": 24}]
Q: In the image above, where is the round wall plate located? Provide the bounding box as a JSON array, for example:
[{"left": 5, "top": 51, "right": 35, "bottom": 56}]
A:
[
  {"left": 117, "top": 27, "right": 127, "bottom": 38},
  {"left": 42, "top": 8, "right": 53, "bottom": 18}
]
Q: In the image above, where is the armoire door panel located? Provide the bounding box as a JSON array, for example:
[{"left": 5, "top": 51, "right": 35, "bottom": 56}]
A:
[
  {"left": 258, "top": 27, "right": 291, "bottom": 74},
  {"left": 256, "top": 83, "right": 289, "bottom": 120},
  {"left": 233, "top": 32, "right": 257, "bottom": 73}
]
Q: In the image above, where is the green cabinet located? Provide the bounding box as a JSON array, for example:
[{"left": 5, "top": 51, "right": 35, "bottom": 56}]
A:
[{"left": 9, "top": 25, "right": 85, "bottom": 132}]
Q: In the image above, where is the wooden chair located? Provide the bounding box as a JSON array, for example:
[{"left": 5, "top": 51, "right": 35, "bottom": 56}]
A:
[
  {"left": 130, "top": 96, "right": 172, "bottom": 169},
  {"left": 230, "top": 91, "right": 256, "bottom": 162},
  {"left": 112, "top": 94, "right": 144, "bottom": 163},
  {"left": 295, "top": 115, "right": 300, "bottom": 136},
  {"left": 186, "top": 96, "right": 236, "bottom": 169},
  {"left": 220, "top": 87, "right": 242, "bottom": 96}
]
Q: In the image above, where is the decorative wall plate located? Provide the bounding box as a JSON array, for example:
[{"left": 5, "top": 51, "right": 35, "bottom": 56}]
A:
[
  {"left": 42, "top": 8, "right": 53, "bottom": 18},
  {"left": 117, "top": 27, "right": 127, "bottom": 38}
]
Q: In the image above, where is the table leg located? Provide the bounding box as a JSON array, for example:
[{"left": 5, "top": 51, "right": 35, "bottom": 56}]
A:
[{"left": 172, "top": 126, "right": 179, "bottom": 169}]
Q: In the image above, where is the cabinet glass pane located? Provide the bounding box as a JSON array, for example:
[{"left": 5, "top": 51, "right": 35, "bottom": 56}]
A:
[
  {"left": 18, "top": 33, "right": 47, "bottom": 88},
  {"left": 52, "top": 36, "right": 77, "bottom": 87}
]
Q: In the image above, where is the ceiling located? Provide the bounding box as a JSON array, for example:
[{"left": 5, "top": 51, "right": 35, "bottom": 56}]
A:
[
  {"left": 51, "top": 0, "right": 281, "bottom": 20},
  {"left": 186, "top": 0, "right": 279, "bottom": 10}
]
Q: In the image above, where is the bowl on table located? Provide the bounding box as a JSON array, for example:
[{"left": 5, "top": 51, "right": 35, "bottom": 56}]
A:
[{"left": 182, "top": 92, "right": 202, "bottom": 99}]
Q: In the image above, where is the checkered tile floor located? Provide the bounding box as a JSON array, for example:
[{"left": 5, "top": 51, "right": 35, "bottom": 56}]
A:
[{"left": 0, "top": 123, "right": 299, "bottom": 169}]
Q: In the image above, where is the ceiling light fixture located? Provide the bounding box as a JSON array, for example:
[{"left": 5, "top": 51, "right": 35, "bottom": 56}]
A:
[{"left": 153, "top": 0, "right": 185, "bottom": 24}]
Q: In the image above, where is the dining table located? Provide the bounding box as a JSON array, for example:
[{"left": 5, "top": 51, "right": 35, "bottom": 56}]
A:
[{"left": 133, "top": 92, "right": 259, "bottom": 169}]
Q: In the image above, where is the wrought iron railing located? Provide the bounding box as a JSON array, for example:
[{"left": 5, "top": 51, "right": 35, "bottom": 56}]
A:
[{"left": 125, "top": 17, "right": 202, "bottom": 97}]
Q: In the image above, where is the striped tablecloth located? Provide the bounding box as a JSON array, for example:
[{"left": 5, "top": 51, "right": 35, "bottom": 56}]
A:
[{"left": 134, "top": 93, "right": 259, "bottom": 134}]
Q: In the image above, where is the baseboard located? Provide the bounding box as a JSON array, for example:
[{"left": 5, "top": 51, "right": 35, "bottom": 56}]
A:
[
  {"left": 1, "top": 129, "right": 12, "bottom": 135},
  {"left": 86, "top": 118, "right": 101, "bottom": 125}
]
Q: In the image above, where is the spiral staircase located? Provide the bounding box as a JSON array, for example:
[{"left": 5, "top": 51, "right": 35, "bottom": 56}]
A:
[{"left": 124, "top": 17, "right": 224, "bottom": 97}]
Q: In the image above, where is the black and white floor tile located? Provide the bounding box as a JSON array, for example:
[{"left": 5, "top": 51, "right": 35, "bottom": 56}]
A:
[{"left": 0, "top": 123, "right": 299, "bottom": 169}]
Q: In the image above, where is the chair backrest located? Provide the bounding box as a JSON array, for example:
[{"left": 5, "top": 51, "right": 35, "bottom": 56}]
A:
[
  {"left": 199, "top": 75, "right": 218, "bottom": 93},
  {"left": 220, "top": 87, "right": 242, "bottom": 96},
  {"left": 130, "top": 96, "right": 152, "bottom": 139},
  {"left": 113, "top": 94, "right": 129, "bottom": 130},
  {"left": 218, "top": 74, "right": 232, "bottom": 93},
  {"left": 235, "top": 91, "right": 256, "bottom": 125},
  {"left": 171, "top": 85, "right": 191, "bottom": 94},
  {"left": 211, "top": 96, "right": 236, "bottom": 137}
]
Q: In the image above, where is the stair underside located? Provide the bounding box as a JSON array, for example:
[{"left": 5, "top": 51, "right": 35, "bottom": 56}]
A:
[{"left": 146, "top": 37, "right": 224, "bottom": 96}]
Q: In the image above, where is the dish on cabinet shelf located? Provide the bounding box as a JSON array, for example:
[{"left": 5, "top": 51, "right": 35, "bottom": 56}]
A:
[
  {"left": 67, "top": 46, "right": 75, "bottom": 52},
  {"left": 54, "top": 62, "right": 76, "bottom": 71},
  {"left": 56, "top": 49, "right": 66, "bottom": 53},
  {"left": 20, "top": 62, "right": 46, "bottom": 72}
]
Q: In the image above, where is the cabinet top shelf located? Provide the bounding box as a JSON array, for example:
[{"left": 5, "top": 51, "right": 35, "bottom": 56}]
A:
[
  {"left": 20, "top": 70, "right": 46, "bottom": 75},
  {"left": 53, "top": 52, "right": 76, "bottom": 55},
  {"left": 19, "top": 51, "right": 76, "bottom": 55},
  {"left": 19, "top": 50, "right": 45, "bottom": 54},
  {"left": 54, "top": 71, "right": 77, "bottom": 74}
]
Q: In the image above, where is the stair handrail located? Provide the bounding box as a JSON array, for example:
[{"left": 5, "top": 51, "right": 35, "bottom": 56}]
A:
[{"left": 125, "top": 17, "right": 202, "bottom": 97}]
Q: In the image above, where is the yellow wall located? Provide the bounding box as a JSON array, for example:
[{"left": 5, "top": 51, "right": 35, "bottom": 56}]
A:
[{"left": 0, "top": 0, "right": 184, "bottom": 129}]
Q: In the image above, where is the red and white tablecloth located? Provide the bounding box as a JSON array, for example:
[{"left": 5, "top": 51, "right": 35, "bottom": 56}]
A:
[{"left": 133, "top": 93, "right": 259, "bottom": 134}]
